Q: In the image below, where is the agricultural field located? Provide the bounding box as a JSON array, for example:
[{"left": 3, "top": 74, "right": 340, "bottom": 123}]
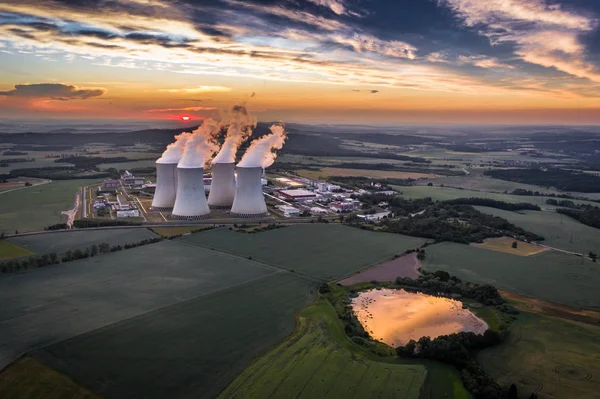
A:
[
  {"left": 395, "top": 185, "right": 598, "bottom": 209},
  {"left": 338, "top": 252, "right": 421, "bottom": 285},
  {"left": 97, "top": 159, "right": 157, "bottom": 171},
  {"left": 8, "top": 228, "right": 158, "bottom": 255},
  {"left": 0, "top": 356, "right": 100, "bottom": 399},
  {"left": 0, "top": 159, "right": 74, "bottom": 173},
  {"left": 34, "top": 272, "right": 316, "bottom": 399},
  {"left": 0, "top": 179, "right": 101, "bottom": 234},
  {"left": 178, "top": 224, "right": 429, "bottom": 281},
  {"left": 0, "top": 240, "right": 278, "bottom": 370},
  {"left": 297, "top": 167, "right": 438, "bottom": 181},
  {"left": 473, "top": 206, "right": 600, "bottom": 255},
  {"left": 471, "top": 237, "right": 549, "bottom": 256},
  {"left": 478, "top": 311, "right": 600, "bottom": 399},
  {"left": 220, "top": 300, "right": 432, "bottom": 399},
  {"left": 421, "top": 242, "right": 600, "bottom": 311},
  {"left": 0, "top": 239, "right": 34, "bottom": 260}
]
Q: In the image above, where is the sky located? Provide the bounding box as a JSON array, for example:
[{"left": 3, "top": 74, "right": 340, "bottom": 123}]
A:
[{"left": 0, "top": 0, "right": 599, "bottom": 125}]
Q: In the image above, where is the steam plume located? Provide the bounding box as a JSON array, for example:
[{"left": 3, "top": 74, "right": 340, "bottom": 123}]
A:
[
  {"left": 178, "top": 119, "right": 221, "bottom": 168},
  {"left": 157, "top": 132, "right": 192, "bottom": 164},
  {"left": 237, "top": 124, "right": 286, "bottom": 168},
  {"left": 212, "top": 104, "right": 256, "bottom": 164}
]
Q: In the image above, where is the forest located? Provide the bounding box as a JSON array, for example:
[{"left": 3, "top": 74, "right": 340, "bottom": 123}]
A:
[{"left": 485, "top": 168, "right": 600, "bottom": 193}]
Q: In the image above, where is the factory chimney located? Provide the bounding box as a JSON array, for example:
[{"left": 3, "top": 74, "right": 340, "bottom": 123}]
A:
[
  {"left": 151, "top": 132, "right": 191, "bottom": 211},
  {"left": 230, "top": 166, "right": 269, "bottom": 217},
  {"left": 171, "top": 121, "right": 220, "bottom": 219}
]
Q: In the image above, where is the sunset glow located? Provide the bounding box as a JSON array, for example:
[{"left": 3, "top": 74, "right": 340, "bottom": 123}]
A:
[
  {"left": 181, "top": 116, "right": 191, "bottom": 121},
  {"left": 0, "top": 0, "right": 599, "bottom": 124}
]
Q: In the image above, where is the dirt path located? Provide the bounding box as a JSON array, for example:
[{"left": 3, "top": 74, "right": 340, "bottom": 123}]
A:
[
  {"left": 61, "top": 191, "right": 81, "bottom": 229},
  {"left": 0, "top": 179, "right": 51, "bottom": 195}
]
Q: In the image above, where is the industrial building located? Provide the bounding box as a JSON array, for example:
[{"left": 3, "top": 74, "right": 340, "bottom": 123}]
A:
[
  {"left": 277, "top": 205, "right": 300, "bottom": 217},
  {"left": 151, "top": 161, "right": 178, "bottom": 211},
  {"left": 231, "top": 166, "right": 268, "bottom": 217},
  {"left": 171, "top": 166, "right": 211, "bottom": 219},
  {"left": 103, "top": 179, "right": 120, "bottom": 189},
  {"left": 117, "top": 194, "right": 131, "bottom": 210},
  {"left": 278, "top": 189, "right": 317, "bottom": 200}
]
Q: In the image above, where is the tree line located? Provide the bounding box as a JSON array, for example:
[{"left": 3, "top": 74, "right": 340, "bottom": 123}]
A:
[
  {"left": 0, "top": 237, "right": 162, "bottom": 275},
  {"left": 485, "top": 168, "right": 600, "bottom": 193},
  {"left": 442, "top": 197, "right": 541, "bottom": 211}
]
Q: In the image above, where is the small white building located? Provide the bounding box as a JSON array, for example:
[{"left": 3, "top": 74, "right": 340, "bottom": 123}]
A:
[
  {"left": 278, "top": 205, "right": 300, "bottom": 217},
  {"left": 310, "top": 207, "right": 328, "bottom": 215},
  {"left": 357, "top": 211, "right": 391, "bottom": 221},
  {"left": 117, "top": 209, "right": 140, "bottom": 218}
]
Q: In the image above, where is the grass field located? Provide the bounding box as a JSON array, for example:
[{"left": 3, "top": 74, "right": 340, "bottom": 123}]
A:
[
  {"left": 8, "top": 228, "right": 158, "bottom": 255},
  {"left": 0, "top": 239, "right": 34, "bottom": 260},
  {"left": 97, "top": 159, "right": 157, "bottom": 170},
  {"left": 394, "top": 186, "right": 598, "bottom": 208},
  {"left": 220, "top": 300, "right": 427, "bottom": 399},
  {"left": 421, "top": 242, "right": 600, "bottom": 311},
  {"left": 0, "top": 179, "right": 101, "bottom": 234},
  {"left": 0, "top": 240, "right": 279, "bottom": 370},
  {"left": 0, "top": 356, "right": 101, "bottom": 399},
  {"left": 220, "top": 299, "right": 470, "bottom": 399},
  {"left": 473, "top": 206, "right": 600, "bottom": 255},
  {"left": 178, "top": 224, "right": 429, "bottom": 281},
  {"left": 471, "top": 237, "right": 549, "bottom": 256},
  {"left": 34, "top": 272, "right": 316, "bottom": 399},
  {"left": 297, "top": 167, "right": 438, "bottom": 181},
  {"left": 478, "top": 311, "right": 600, "bottom": 399}
]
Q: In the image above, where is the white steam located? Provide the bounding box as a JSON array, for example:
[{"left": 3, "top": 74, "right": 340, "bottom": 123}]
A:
[
  {"left": 157, "top": 132, "right": 192, "bottom": 164},
  {"left": 178, "top": 119, "right": 221, "bottom": 168},
  {"left": 212, "top": 104, "right": 256, "bottom": 164},
  {"left": 237, "top": 124, "right": 287, "bottom": 168}
]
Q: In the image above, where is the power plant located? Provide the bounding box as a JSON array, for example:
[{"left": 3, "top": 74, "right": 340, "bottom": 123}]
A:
[
  {"left": 171, "top": 166, "right": 210, "bottom": 219},
  {"left": 230, "top": 166, "right": 269, "bottom": 217},
  {"left": 151, "top": 161, "right": 178, "bottom": 211},
  {"left": 207, "top": 162, "right": 236, "bottom": 208},
  {"left": 152, "top": 112, "right": 286, "bottom": 219}
]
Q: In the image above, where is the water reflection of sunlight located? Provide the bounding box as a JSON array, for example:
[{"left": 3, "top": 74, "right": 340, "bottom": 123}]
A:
[{"left": 351, "top": 288, "right": 488, "bottom": 347}]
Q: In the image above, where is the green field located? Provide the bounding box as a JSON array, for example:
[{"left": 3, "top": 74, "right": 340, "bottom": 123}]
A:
[
  {"left": 479, "top": 311, "right": 600, "bottom": 399},
  {"left": 0, "top": 239, "right": 34, "bottom": 260},
  {"left": 421, "top": 242, "right": 600, "bottom": 311},
  {"left": 394, "top": 185, "right": 598, "bottom": 208},
  {"left": 0, "top": 179, "right": 100, "bottom": 234},
  {"left": 178, "top": 224, "right": 429, "bottom": 281},
  {"left": 34, "top": 272, "right": 316, "bottom": 399},
  {"left": 0, "top": 160, "right": 74, "bottom": 173},
  {"left": 473, "top": 206, "right": 600, "bottom": 255},
  {"left": 220, "top": 299, "right": 470, "bottom": 399},
  {"left": 0, "top": 356, "right": 101, "bottom": 399},
  {"left": 8, "top": 228, "right": 158, "bottom": 255},
  {"left": 97, "top": 159, "right": 157, "bottom": 171}
]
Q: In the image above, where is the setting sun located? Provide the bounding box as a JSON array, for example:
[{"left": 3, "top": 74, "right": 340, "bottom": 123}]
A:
[{"left": 181, "top": 116, "right": 191, "bottom": 121}]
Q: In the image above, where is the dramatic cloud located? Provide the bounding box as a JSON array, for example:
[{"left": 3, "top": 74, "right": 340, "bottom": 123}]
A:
[
  {"left": 145, "top": 106, "right": 216, "bottom": 114},
  {"left": 307, "top": 0, "right": 349, "bottom": 16},
  {"left": 458, "top": 55, "right": 514, "bottom": 69},
  {"left": 426, "top": 52, "right": 449, "bottom": 63},
  {"left": 440, "top": 0, "right": 600, "bottom": 82},
  {"left": 238, "top": 124, "right": 287, "bottom": 168},
  {"left": 161, "top": 86, "right": 232, "bottom": 93},
  {"left": 0, "top": 83, "right": 106, "bottom": 100}
]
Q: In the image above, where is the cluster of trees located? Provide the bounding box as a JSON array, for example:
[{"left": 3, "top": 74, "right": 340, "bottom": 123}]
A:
[
  {"left": 55, "top": 155, "right": 132, "bottom": 169},
  {"left": 556, "top": 206, "right": 600, "bottom": 230},
  {"left": 0, "top": 157, "right": 33, "bottom": 167},
  {"left": 395, "top": 270, "right": 508, "bottom": 307},
  {"left": 510, "top": 188, "right": 573, "bottom": 198},
  {"left": 230, "top": 223, "right": 285, "bottom": 234},
  {"left": 0, "top": 237, "right": 162, "bottom": 275},
  {"left": 381, "top": 204, "right": 542, "bottom": 244},
  {"left": 7, "top": 166, "right": 119, "bottom": 180},
  {"left": 73, "top": 219, "right": 143, "bottom": 228},
  {"left": 446, "top": 144, "right": 495, "bottom": 153},
  {"left": 330, "top": 176, "right": 409, "bottom": 190},
  {"left": 485, "top": 168, "right": 600, "bottom": 193},
  {"left": 545, "top": 199, "right": 577, "bottom": 208},
  {"left": 443, "top": 198, "right": 541, "bottom": 211},
  {"left": 3, "top": 150, "right": 28, "bottom": 156},
  {"left": 329, "top": 162, "right": 463, "bottom": 177}
]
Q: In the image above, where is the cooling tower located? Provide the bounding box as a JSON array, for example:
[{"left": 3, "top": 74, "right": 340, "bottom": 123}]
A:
[
  {"left": 207, "top": 162, "right": 236, "bottom": 208},
  {"left": 171, "top": 166, "right": 211, "bottom": 219},
  {"left": 230, "top": 166, "right": 268, "bottom": 217},
  {"left": 151, "top": 161, "right": 178, "bottom": 211}
]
